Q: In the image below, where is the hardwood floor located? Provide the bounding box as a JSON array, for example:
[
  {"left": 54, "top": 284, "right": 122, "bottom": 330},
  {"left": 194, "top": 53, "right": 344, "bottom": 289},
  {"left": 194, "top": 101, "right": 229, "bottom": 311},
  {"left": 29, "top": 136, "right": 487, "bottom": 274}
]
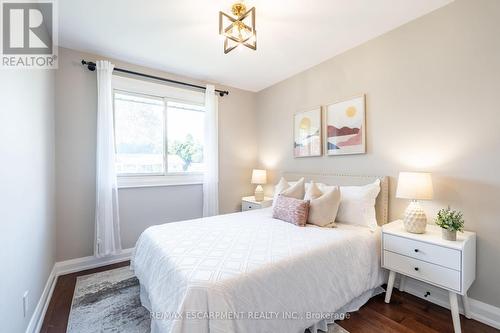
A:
[
  {"left": 41, "top": 262, "right": 498, "bottom": 333},
  {"left": 339, "top": 291, "right": 498, "bottom": 333},
  {"left": 40, "top": 261, "right": 130, "bottom": 333}
]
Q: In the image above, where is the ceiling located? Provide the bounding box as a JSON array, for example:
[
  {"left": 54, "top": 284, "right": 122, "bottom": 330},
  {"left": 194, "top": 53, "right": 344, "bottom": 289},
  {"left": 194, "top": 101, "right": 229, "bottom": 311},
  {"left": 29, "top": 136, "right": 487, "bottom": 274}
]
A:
[{"left": 59, "top": 0, "right": 453, "bottom": 92}]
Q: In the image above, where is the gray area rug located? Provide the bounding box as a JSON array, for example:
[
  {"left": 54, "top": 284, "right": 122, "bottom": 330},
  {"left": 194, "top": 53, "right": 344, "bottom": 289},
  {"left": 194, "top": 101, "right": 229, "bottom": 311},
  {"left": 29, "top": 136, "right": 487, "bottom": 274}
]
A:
[{"left": 67, "top": 266, "right": 349, "bottom": 333}]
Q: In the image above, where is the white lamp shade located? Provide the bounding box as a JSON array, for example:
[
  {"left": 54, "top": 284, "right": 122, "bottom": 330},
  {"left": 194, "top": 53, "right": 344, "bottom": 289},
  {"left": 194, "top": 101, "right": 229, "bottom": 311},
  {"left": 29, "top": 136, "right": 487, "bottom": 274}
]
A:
[
  {"left": 396, "top": 172, "right": 433, "bottom": 200},
  {"left": 251, "top": 169, "right": 267, "bottom": 185}
]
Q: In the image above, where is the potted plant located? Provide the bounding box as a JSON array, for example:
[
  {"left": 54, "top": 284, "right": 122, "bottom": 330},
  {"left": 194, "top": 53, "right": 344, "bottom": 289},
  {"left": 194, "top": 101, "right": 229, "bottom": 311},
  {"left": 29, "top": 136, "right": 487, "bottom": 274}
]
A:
[{"left": 434, "top": 207, "right": 464, "bottom": 241}]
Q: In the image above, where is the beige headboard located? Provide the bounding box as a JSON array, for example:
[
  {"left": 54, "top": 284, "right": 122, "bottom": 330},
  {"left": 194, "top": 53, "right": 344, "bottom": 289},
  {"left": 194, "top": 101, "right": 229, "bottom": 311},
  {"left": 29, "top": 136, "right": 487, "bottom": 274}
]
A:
[{"left": 282, "top": 172, "right": 389, "bottom": 226}]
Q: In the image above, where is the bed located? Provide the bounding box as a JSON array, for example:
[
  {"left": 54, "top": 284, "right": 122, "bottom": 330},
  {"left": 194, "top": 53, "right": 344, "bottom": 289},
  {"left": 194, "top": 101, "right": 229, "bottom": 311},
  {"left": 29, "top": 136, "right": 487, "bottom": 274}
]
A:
[{"left": 132, "top": 173, "right": 389, "bottom": 333}]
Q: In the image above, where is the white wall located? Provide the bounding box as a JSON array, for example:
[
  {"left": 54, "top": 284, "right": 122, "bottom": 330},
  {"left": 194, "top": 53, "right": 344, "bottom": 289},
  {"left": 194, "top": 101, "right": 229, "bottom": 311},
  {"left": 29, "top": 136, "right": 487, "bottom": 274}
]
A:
[
  {"left": 0, "top": 70, "right": 55, "bottom": 332},
  {"left": 255, "top": 0, "right": 500, "bottom": 307},
  {"left": 55, "top": 47, "right": 257, "bottom": 260}
]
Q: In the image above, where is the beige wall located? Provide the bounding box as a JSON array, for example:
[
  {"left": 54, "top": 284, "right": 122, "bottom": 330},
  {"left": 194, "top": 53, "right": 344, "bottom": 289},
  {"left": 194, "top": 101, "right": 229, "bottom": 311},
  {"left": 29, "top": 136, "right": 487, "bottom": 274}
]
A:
[
  {"left": 256, "top": 0, "right": 500, "bottom": 307},
  {"left": 0, "top": 70, "right": 55, "bottom": 332},
  {"left": 55, "top": 47, "right": 257, "bottom": 260}
]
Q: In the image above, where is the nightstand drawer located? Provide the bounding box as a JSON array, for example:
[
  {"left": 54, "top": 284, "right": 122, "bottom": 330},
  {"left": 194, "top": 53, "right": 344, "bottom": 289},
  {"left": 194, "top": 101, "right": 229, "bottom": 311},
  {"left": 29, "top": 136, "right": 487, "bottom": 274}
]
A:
[
  {"left": 242, "top": 201, "right": 260, "bottom": 211},
  {"left": 384, "top": 250, "right": 461, "bottom": 292},
  {"left": 384, "top": 234, "right": 461, "bottom": 270}
]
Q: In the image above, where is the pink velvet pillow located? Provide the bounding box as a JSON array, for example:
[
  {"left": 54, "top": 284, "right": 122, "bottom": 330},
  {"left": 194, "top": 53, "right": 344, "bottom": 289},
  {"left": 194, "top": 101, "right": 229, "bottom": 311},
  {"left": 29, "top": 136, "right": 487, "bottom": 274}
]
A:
[{"left": 272, "top": 195, "right": 310, "bottom": 226}]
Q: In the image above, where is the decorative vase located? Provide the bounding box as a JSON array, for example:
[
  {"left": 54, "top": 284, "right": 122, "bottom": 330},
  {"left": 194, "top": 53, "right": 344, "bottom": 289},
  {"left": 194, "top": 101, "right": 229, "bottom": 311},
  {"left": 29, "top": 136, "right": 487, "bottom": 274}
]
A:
[
  {"left": 403, "top": 201, "right": 427, "bottom": 234},
  {"left": 442, "top": 229, "right": 457, "bottom": 241}
]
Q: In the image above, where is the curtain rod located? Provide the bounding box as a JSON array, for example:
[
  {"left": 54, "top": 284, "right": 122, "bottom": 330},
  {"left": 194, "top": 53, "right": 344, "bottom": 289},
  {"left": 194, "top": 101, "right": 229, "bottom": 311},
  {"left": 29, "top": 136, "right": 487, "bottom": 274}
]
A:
[{"left": 81, "top": 60, "right": 229, "bottom": 97}]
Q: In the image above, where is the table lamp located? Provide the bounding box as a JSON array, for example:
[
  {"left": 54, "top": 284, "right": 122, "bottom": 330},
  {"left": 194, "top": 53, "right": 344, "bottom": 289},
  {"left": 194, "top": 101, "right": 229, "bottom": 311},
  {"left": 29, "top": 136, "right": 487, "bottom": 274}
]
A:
[
  {"left": 251, "top": 169, "right": 267, "bottom": 201},
  {"left": 396, "top": 172, "right": 434, "bottom": 234}
]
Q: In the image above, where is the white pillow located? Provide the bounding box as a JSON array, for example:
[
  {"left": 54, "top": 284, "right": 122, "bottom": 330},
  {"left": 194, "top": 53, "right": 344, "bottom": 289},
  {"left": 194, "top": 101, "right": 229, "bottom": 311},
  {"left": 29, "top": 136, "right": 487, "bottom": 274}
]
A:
[
  {"left": 307, "top": 184, "right": 341, "bottom": 227},
  {"left": 273, "top": 177, "right": 289, "bottom": 202},
  {"left": 281, "top": 177, "right": 305, "bottom": 199},
  {"left": 273, "top": 177, "right": 305, "bottom": 204},
  {"left": 304, "top": 181, "right": 323, "bottom": 201},
  {"left": 336, "top": 179, "right": 381, "bottom": 229}
]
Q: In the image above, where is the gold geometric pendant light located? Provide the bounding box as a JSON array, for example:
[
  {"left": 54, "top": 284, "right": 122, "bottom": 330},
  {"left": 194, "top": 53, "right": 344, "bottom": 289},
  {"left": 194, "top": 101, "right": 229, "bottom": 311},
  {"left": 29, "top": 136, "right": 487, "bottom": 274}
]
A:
[{"left": 219, "top": 2, "right": 256, "bottom": 54}]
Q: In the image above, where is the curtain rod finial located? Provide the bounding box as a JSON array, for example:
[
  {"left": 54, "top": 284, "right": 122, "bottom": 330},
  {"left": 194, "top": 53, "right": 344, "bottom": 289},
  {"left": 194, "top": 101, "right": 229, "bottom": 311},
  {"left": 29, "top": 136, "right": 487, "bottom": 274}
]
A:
[{"left": 82, "top": 59, "right": 96, "bottom": 71}]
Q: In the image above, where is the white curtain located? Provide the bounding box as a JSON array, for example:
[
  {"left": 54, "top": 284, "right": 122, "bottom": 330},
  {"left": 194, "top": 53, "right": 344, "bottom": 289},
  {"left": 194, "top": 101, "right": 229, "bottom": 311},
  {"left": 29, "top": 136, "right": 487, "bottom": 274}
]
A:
[
  {"left": 203, "top": 85, "right": 219, "bottom": 217},
  {"left": 94, "top": 60, "right": 121, "bottom": 257}
]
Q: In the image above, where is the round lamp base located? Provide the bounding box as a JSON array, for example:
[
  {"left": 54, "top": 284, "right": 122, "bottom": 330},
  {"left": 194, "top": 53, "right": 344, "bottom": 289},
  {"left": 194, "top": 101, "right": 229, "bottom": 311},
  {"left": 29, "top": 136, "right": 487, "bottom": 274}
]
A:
[{"left": 403, "top": 201, "right": 427, "bottom": 234}]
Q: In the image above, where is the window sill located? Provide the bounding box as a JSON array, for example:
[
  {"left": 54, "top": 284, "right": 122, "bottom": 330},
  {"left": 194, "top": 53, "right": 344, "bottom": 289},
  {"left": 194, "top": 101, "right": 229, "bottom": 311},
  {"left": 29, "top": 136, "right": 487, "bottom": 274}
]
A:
[{"left": 117, "top": 174, "right": 203, "bottom": 189}]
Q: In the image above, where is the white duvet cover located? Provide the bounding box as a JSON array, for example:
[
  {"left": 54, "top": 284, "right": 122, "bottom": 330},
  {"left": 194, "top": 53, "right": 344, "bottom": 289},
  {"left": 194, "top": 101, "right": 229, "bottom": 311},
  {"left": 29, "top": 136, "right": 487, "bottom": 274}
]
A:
[{"left": 132, "top": 208, "right": 385, "bottom": 333}]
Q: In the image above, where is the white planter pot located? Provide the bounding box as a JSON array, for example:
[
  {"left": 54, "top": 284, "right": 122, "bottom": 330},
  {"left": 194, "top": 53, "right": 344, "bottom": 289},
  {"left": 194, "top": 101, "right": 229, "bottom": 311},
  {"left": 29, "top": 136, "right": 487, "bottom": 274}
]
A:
[{"left": 442, "top": 229, "right": 457, "bottom": 241}]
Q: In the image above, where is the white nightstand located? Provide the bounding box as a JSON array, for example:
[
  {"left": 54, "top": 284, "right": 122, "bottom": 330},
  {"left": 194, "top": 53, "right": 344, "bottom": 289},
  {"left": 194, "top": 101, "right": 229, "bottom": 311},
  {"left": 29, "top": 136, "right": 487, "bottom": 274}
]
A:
[
  {"left": 382, "top": 220, "right": 476, "bottom": 333},
  {"left": 241, "top": 196, "right": 272, "bottom": 211}
]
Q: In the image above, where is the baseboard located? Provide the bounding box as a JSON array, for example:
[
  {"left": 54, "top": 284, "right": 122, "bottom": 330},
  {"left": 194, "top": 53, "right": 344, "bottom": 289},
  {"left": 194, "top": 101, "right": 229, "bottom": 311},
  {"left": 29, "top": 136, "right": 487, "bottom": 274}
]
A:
[
  {"left": 26, "top": 248, "right": 134, "bottom": 333},
  {"left": 26, "top": 266, "right": 57, "bottom": 333},
  {"left": 395, "top": 276, "right": 500, "bottom": 329},
  {"left": 54, "top": 248, "right": 134, "bottom": 276}
]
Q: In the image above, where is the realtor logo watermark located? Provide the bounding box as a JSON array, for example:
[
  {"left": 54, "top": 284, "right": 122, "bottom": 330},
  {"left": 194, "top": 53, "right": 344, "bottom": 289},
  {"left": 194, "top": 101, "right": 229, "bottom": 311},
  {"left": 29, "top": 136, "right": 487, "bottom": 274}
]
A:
[{"left": 1, "top": 0, "right": 58, "bottom": 68}]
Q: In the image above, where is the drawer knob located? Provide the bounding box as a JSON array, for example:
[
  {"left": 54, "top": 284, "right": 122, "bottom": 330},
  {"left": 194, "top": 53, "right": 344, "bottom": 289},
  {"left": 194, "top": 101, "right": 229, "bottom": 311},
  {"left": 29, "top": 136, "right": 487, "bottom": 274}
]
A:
[
  {"left": 414, "top": 267, "right": 419, "bottom": 271},
  {"left": 414, "top": 249, "right": 419, "bottom": 253}
]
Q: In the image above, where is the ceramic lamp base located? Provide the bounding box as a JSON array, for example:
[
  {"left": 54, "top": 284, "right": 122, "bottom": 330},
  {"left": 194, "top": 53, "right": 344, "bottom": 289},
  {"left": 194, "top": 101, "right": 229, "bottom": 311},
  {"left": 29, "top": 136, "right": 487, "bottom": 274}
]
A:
[
  {"left": 254, "top": 185, "right": 264, "bottom": 201},
  {"left": 403, "top": 201, "right": 427, "bottom": 234}
]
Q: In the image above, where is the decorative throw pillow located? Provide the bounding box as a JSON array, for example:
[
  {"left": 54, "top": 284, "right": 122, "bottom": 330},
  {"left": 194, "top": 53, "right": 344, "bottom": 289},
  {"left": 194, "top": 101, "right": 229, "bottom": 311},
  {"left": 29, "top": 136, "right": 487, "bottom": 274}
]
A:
[
  {"left": 304, "top": 181, "right": 323, "bottom": 201},
  {"left": 272, "top": 195, "right": 309, "bottom": 226},
  {"left": 273, "top": 177, "right": 305, "bottom": 204},
  {"left": 273, "top": 177, "right": 290, "bottom": 203},
  {"left": 336, "top": 179, "right": 381, "bottom": 229},
  {"left": 307, "top": 186, "right": 341, "bottom": 227},
  {"left": 281, "top": 177, "right": 305, "bottom": 199}
]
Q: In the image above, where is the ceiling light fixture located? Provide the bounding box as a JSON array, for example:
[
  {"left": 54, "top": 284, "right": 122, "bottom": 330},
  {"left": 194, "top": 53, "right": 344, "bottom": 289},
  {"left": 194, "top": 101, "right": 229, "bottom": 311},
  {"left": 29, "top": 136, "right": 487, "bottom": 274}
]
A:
[{"left": 219, "top": 2, "right": 256, "bottom": 54}]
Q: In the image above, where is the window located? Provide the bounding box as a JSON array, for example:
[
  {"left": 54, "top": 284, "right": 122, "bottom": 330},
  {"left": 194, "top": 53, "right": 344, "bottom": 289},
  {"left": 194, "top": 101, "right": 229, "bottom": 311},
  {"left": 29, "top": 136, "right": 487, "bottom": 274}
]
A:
[
  {"left": 113, "top": 76, "right": 205, "bottom": 187},
  {"left": 115, "top": 92, "right": 165, "bottom": 175},
  {"left": 166, "top": 101, "right": 205, "bottom": 173}
]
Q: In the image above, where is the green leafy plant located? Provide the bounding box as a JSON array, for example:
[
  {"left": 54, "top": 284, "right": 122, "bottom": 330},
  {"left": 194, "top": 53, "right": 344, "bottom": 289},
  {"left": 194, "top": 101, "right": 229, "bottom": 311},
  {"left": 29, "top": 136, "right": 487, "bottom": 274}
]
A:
[{"left": 435, "top": 207, "right": 464, "bottom": 232}]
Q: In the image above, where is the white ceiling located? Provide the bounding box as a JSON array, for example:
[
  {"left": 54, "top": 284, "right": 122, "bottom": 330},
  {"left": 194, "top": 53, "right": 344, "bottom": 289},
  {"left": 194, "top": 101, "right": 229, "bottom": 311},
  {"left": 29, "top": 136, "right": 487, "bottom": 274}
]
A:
[{"left": 59, "top": 0, "right": 453, "bottom": 92}]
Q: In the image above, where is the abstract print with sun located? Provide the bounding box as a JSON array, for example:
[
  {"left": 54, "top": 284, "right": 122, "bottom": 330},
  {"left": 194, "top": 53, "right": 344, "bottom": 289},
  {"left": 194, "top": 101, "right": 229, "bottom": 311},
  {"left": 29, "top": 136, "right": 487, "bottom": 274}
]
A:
[
  {"left": 326, "top": 96, "right": 366, "bottom": 155},
  {"left": 294, "top": 108, "right": 321, "bottom": 157}
]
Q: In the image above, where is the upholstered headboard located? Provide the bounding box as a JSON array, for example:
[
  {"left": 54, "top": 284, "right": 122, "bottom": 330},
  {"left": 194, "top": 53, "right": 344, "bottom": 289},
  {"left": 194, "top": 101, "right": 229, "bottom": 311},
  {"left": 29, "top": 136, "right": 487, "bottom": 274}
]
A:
[{"left": 282, "top": 172, "right": 389, "bottom": 226}]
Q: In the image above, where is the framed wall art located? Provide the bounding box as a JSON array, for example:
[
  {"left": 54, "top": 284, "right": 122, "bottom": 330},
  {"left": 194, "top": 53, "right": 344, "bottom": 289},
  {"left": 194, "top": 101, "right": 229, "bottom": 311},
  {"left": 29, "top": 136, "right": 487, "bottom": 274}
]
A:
[
  {"left": 325, "top": 95, "right": 366, "bottom": 156},
  {"left": 294, "top": 108, "right": 322, "bottom": 158}
]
